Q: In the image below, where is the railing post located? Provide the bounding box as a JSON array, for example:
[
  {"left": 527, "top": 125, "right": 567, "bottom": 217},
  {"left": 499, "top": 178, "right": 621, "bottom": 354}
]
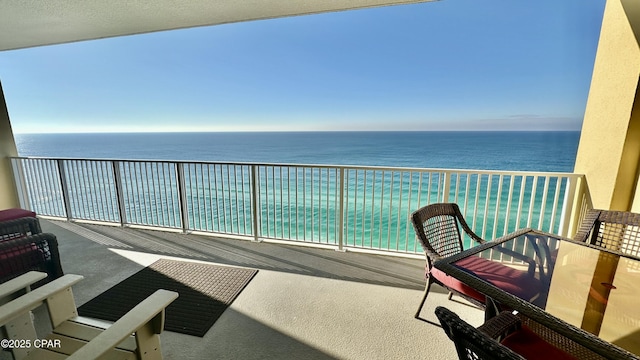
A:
[
  {"left": 112, "top": 161, "right": 127, "bottom": 227},
  {"left": 56, "top": 159, "right": 73, "bottom": 221},
  {"left": 338, "top": 167, "right": 345, "bottom": 251},
  {"left": 250, "top": 165, "right": 260, "bottom": 242},
  {"left": 559, "top": 175, "right": 579, "bottom": 238},
  {"left": 10, "top": 158, "right": 31, "bottom": 210},
  {"left": 176, "top": 162, "right": 189, "bottom": 233},
  {"left": 441, "top": 171, "right": 451, "bottom": 203}
]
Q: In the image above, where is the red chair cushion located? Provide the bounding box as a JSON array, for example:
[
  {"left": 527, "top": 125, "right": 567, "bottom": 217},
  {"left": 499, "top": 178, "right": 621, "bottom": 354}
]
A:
[
  {"left": 431, "top": 267, "right": 486, "bottom": 303},
  {"left": 501, "top": 325, "right": 578, "bottom": 360},
  {"left": 454, "top": 256, "right": 542, "bottom": 301},
  {"left": 0, "top": 244, "right": 46, "bottom": 278},
  {"left": 0, "top": 208, "right": 36, "bottom": 222}
]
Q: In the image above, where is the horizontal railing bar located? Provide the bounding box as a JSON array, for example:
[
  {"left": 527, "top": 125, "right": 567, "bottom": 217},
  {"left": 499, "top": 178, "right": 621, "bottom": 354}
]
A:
[{"left": 10, "top": 156, "right": 582, "bottom": 178}]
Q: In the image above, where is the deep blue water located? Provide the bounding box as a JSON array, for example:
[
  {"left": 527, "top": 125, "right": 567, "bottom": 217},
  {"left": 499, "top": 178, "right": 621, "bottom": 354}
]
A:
[{"left": 15, "top": 131, "right": 580, "bottom": 172}]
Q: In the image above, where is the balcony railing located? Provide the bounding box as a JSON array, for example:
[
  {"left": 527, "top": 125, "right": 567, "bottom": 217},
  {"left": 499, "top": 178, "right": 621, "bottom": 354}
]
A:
[{"left": 10, "top": 157, "right": 591, "bottom": 257}]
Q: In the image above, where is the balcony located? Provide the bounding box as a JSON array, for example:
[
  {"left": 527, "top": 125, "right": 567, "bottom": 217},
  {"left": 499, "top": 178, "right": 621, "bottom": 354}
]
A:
[
  {"left": 7, "top": 157, "right": 593, "bottom": 358},
  {"left": 36, "top": 218, "right": 482, "bottom": 359}
]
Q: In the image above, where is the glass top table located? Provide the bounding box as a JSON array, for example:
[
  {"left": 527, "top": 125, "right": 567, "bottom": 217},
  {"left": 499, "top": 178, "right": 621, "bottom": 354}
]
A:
[{"left": 433, "top": 229, "right": 640, "bottom": 360}]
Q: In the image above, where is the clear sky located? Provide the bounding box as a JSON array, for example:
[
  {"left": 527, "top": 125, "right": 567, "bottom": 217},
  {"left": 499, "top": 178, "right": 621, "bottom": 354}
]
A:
[{"left": 0, "top": 0, "right": 606, "bottom": 133}]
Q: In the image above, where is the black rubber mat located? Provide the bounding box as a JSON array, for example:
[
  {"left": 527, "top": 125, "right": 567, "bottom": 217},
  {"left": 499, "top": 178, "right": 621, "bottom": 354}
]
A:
[{"left": 78, "top": 259, "right": 258, "bottom": 337}]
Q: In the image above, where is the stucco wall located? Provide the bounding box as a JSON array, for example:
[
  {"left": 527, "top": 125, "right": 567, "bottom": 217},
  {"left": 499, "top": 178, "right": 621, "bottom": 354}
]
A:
[
  {"left": 575, "top": 0, "right": 640, "bottom": 211},
  {"left": 0, "top": 82, "right": 19, "bottom": 210}
]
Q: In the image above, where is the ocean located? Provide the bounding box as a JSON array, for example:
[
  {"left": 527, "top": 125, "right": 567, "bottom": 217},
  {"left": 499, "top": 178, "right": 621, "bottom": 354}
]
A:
[
  {"left": 13, "top": 131, "right": 582, "bottom": 253},
  {"left": 14, "top": 131, "right": 580, "bottom": 172}
]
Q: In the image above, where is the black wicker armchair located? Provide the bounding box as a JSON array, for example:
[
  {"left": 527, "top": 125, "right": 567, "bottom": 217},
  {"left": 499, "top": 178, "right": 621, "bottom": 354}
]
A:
[
  {"left": 0, "top": 233, "right": 63, "bottom": 284},
  {"left": 574, "top": 209, "right": 640, "bottom": 258},
  {"left": 0, "top": 217, "right": 63, "bottom": 287},
  {"left": 435, "top": 306, "right": 582, "bottom": 360},
  {"left": 410, "top": 203, "right": 487, "bottom": 318},
  {"left": 411, "top": 203, "right": 538, "bottom": 319}
]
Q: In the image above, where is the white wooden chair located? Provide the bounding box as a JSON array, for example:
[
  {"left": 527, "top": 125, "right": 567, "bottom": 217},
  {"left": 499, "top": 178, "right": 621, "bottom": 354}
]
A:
[
  {"left": 0, "top": 271, "right": 47, "bottom": 305},
  {"left": 0, "top": 271, "right": 178, "bottom": 359}
]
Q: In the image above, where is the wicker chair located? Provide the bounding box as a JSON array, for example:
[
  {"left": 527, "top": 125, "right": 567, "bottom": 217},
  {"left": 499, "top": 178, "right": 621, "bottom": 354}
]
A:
[
  {"left": 0, "top": 218, "right": 63, "bottom": 287},
  {"left": 0, "top": 233, "right": 64, "bottom": 287},
  {"left": 574, "top": 209, "right": 640, "bottom": 258},
  {"left": 411, "top": 203, "right": 540, "bottom": 319},
  {"left": 435, "top": 306, "right": 582, "bottom": 360},
  {"left": 411, "top": 203, "right": 487, "bottom": 318}
]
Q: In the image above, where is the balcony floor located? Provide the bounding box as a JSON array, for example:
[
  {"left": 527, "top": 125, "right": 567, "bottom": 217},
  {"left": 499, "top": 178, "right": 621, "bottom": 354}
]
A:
[{"left": 36, "top": 219, "right": 483, "bottom": 359}]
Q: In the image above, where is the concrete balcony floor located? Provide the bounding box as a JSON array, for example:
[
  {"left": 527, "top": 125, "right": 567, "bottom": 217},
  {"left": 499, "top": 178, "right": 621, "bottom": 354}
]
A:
[{"left": 36, "top": 219, "right": 483, "bottom": 359}]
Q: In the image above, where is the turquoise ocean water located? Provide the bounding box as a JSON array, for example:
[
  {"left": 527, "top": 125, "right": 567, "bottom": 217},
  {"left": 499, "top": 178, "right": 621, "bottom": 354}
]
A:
[{"left": 14, "top": 131, "right": 581, "bottom": 252}]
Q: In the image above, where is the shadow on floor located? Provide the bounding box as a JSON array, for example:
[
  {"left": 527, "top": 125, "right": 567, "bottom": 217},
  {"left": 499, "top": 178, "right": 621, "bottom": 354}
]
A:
[{"left": 46, "top": 220, "right": 426, "bottom": 291}]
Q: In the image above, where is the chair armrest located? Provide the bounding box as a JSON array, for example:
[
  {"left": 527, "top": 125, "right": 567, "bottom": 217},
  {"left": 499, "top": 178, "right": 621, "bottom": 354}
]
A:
[
  {"left": 478, "top": 311, "right": 521, "bottom": 340},
  {"left": 0, "top": 271, "right": 47, "bottom": 304},
  {"left": 0, "top": 274, "right": 83, "bottom": 326},
  {"left": 493, "top": 228, "right": 534, "bottom": 243},
  {"left": 67, "top": 289, "right": 178, "bottom": 360}
]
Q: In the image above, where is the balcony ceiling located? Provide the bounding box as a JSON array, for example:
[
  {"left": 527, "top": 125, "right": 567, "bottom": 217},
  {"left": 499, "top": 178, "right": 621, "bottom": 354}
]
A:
[{"left": 0, "top": 0, "right": 434, "bottom": 52}]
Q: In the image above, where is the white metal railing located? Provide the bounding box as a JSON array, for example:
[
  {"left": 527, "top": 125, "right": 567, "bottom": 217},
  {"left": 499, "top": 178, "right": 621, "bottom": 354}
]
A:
[{"left": 10, "top": 157, "right": 589, "bottom": 256}]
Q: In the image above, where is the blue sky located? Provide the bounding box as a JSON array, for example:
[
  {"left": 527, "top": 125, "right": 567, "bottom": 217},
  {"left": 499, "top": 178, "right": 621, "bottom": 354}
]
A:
[{"left": 1, "top": 0, "right": 606, "bottom": 133}]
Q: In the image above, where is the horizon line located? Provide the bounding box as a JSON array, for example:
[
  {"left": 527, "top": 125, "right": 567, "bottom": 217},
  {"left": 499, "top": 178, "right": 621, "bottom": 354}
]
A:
[{"left": 13, "top": 129, "right": 582, "bottom": 135}]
